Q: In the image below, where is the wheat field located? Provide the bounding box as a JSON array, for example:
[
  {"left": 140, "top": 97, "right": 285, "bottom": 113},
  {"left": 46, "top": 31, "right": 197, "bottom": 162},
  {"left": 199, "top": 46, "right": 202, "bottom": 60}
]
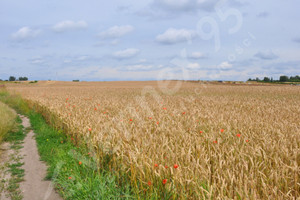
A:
[{"left": 7, "top": 81, "right": 300, "bottom": 199}]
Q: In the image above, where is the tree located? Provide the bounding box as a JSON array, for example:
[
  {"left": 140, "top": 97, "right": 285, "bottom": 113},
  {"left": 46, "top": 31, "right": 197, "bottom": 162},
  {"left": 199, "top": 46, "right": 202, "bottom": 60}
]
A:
[
  {"left": 255, "top": 77, "right": 260, "bottom": 81},
  {"left": 263, "top": 77, "right": 270, "bottom": 82},
  {"left": 247, "top": 78, "right": 252, "bottom": 81},
  {"left": 279, "top": 75, "right": 289, "bottom": 82},
  {"left": 290, "top": 75, "right": 300, "bottom": 82},
  {"left": 18, "top": 77, "right": 28, "bottom": 81},
  {"left": 9, "top": 76, "right": 16, "bottom": 81}
]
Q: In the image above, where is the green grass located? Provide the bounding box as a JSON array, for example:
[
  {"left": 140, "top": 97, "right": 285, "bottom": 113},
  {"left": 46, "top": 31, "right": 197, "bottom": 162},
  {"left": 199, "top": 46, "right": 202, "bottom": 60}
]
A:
[
  {"left": 0, "top": 89, "right": 30, "bottom": 115},
  {"left": 29, "top": 110, "right": 133, "bottom": 199},
  {"left": 5, "top": 117, "right": 25, "bottom": 149}
]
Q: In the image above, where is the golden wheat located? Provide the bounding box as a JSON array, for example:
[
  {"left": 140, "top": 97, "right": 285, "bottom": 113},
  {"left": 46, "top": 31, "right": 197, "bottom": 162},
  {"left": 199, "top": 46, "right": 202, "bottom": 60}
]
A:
[{"left": 7, "top": 81, "right": 300, "bottom": 199}]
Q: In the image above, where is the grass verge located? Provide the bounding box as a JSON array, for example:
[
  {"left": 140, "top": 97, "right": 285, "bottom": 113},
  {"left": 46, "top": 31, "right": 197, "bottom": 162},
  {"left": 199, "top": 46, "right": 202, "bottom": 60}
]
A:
[
  {"left": 0, "top": 101, "right": 16, "bottom": 146},
  {"left": 29, "top": 111, "right": 133, "bottom": 199}
]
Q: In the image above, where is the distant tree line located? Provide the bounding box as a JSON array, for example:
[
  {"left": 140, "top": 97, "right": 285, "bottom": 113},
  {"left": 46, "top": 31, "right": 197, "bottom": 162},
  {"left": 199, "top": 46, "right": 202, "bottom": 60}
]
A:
[
  {"left": 7, "top": 76, "right": 29, "bottom": 81},
  {"left": 248, "top": 75, "right": 300, "bottom": 82}
]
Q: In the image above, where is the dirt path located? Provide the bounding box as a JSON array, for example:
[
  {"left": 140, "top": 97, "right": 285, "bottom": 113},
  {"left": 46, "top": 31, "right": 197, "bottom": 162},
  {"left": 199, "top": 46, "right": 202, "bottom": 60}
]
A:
[
  {"left": 0, "top": 115, "right": 62, "bottom": 200},
  {"left": 19, "top": 115, "right": 62, "bottom": 200}
]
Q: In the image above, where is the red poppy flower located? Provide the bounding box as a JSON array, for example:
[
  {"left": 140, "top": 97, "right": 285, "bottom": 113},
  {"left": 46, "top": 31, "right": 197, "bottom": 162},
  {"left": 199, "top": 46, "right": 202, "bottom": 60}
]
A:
[
  {"left": 148, "top": 181, "right": 151, "bottom": 186},
  {"left": 68, "top": 177, "right": 72, "bottom": 180},
  {"left": 149, "top": 117, "right": 152, "bottom": 119},
  {"left": 154, "top": 164, "right": 158, "bottom": 167},
  {"left": 156, "top": 121, "right": 159, "bottom": 125},
  {"left": 130, "top": 119, "right": 133, "bottom": 121},
  {"left": 165, "top": 165, "right": 168, "bottom": 169},
  {"left": 213, "top": 141, "right": 218, "bottom": 144},
  {"left": 163, "top": 179, "right": 167, "bottom": 184},
  {"left": 236, "top": 134, "right": 241, "bottom": 138},
  {"left": 174, "top": 164, "right": 178, "bottom": 169},
  {"left": 163, "top": 107, "right": 167, "bottom": 110},
  {"left": 61, "top": 141, "right": 63, "bottom": 144},
  {"left": 182, "top": 112, "right": 186, "bottom": 115},
  {"left": 245, "top": 140, "right": 249, "bottom": 142},
  {"left": 79, "top": 161, "right": 82, "bottom": 165},
  {"left": 88, "top": 128, "right": 92, "bottom": 132},
  {"left": 200, "top": 131, "right": 203, "bottom": 133},
  {"left": 220, "top": 129, "right": 224, "bottom": 133},
  {"left": 94, "top": 108, "right": 97, "bottom": 111}
]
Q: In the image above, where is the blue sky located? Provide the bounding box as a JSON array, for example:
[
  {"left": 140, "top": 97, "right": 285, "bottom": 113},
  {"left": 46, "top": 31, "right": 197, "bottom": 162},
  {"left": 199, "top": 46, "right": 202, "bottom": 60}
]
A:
[{"left": 0, "top": 0, "right": 299, "bottom": 81}]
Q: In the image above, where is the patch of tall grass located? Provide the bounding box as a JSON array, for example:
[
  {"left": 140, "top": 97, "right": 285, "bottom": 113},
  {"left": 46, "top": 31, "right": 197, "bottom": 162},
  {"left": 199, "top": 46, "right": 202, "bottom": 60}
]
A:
[{"left": 0, "top": 101, "right": 16, "bottom": 146}]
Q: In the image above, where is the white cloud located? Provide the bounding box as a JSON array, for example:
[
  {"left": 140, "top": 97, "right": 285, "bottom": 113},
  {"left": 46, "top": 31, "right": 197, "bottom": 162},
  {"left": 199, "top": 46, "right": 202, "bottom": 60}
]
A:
[
  {"left": 113, "top": 48, "right": 140, "bottom": 59},
  {"left": 11, "top": 27, "right": 41, "bottom": 41},
  {"left": 63, "top": 60, "right": 72, "bottom": 64},
  {"left": 218, "top": 61, "right": 233, "bottom": 69},
  {"left": 188, "top": 52, "right": 207, "bottom": 59},
  {"left": 99, "top": 25, "right": 134, "bottom": 39},
  {"left": 186, "top": 62, "right": 201, "bottom": 70},
  {"left": 156, "top": 28, "right": 197, "bottom": 44},
  {"left": 52, "top": 20, "right": 88, "bottom": 32},
  {"left": 31, "top": 59, "right": 45, "bottom": 64},
  {"left": 138, "top": 59, "right": 147, "bottom": 63}
]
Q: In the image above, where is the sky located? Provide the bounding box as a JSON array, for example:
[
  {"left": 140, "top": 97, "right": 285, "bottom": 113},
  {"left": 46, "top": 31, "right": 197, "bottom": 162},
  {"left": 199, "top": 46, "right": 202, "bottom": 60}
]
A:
[{"left": 0, "top": 0, "right": 300, "bottom": 81}]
